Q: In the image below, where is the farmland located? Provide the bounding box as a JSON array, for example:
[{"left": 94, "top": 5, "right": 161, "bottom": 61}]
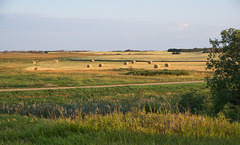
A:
[
  {"left": 0, "top": 51, "right": 209, "bottom": 89},
  {"left": 0, "top": 51, "right": 239, "bottom": 144}
]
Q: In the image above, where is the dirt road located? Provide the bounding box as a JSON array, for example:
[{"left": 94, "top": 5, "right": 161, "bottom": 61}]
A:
[{"left": 0, "top": 81, "right": 204, "bottom": 92}]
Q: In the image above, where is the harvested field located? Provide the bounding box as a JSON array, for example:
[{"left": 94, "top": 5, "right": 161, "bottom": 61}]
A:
[
  {"left": 0, "top": 51, "right": 210, "bottom": 89},
  {"left": 25, "top": 61, "right": 208, "bottom": 71}
]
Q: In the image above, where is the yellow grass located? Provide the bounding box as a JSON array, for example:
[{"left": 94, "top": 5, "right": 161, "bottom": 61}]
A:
[
  {"left": 1, "top": 51, "right": 209, "bottom": 71},
  {"left": 0, "top": 52, "right": 98, "bottom": 59},
  {"left": 25, "top": 61, "right": 208, "bottom": 71},
  {"left": 80, "top": 51, "right": 209, "bottom": 61}
]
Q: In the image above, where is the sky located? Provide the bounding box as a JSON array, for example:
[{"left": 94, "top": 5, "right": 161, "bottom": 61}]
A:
[{"left": 0, "top": 0, "right": 239, "bottom": 51}]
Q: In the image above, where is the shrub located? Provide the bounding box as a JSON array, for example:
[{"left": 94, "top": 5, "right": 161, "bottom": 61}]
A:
[
  {"left": 127, "top": 69, "right": 189, "bottom": 76},
  {"left": 207, "top": 28, "right": 240, "bottom": 120},
  {"left": 178, "top": 90, "right": 214, "bottom": 115}
]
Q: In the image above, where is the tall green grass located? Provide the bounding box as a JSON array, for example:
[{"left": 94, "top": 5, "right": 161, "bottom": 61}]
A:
[
  {"left": 1, "top": 83, "right": 239, "bottom": 144},
  {"left": 0, "top": 113, "right": 239, "bottom": 145},
  {"left": 0, "top": 83, "right": 207, "bottom": 118}
]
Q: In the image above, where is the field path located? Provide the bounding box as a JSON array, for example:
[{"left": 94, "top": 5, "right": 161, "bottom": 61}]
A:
[{"left": 0, "top": 81, "right": 204, "bottom": 92}]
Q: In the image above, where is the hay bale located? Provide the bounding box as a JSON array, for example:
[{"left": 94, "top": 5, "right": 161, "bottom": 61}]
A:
[
  {"left": 34, "top": 67, "right": 39, "bottom": 70},
  {"left": 31, "top": 61, "right": 36, "bottom": 64},
  {"left": 91, "top": 59, "right": 95, "bottom": 62},
  {"left": 148, "top": 61, "right": 153, "bottom": 64},
  {"left": 132, "top": 60, "right": 136, "bottom": 64},
  {"left": 154, "top": 64, "right": 159, "bottom": 68},
  {"left": 87, "top": 64, "right": 92, "bottom": 68},
  {"left": 54, "top": 60, "right": 59, "bottom": 63},
  {"left": 165, "top": 63, "right": 170, "bottom": 67},
  {"left": 99, "top": 64, "right": 104, "bottom": 67},
  {"left": 124, "top": 62, "right": 129, "bottom": 65}
]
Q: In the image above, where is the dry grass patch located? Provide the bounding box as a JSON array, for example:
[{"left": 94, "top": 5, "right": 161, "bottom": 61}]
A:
[
  {"left": 25, "top": 61, "right": 209, "bottom": 71},
  {"left": 0, "top": 52, "right": 98, "bottom": 59}
]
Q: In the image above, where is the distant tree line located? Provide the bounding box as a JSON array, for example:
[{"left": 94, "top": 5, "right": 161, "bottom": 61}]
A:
[
  {"left": 168, "top": 48, "right": 214, "bottom": 53},
  {"left": 2, "top": 50, "right": 45, "bottom": 54},
  {"left": 123, "top": 49, "right": 155, "bottom": 52},
  {"left": 1, "top": 50, "right": 90, "bottom": 53}
]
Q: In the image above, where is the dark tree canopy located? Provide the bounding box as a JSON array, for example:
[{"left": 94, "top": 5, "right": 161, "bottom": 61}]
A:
[{"left": 207, "top": 28, "right": 240, "bottom": 112}]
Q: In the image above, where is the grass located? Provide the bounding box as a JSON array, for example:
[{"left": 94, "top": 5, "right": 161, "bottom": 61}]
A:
[
  {"left": 0, "top": 51, "right": 211, "bottom": 89},
  {"left": 0, "top": 67, "right": 207, "bottom": 89},
  {"left": 28, "top": 61, "right": 209, "bottom": 71},
  {"left": 1, "top": 51, "right": 236, "bottom": 144},
  {"left": 0, "top": 112, "right": 239, "bottom": 145},
  {"left": 0, "top": 83, "right": 239, "bottom": 144},
  {"left": 70, "top": 51, "right": 209, "bottom": 61},
  {"left": 0, "top": 83, "right": 206, "bottom": 104},
  {"left": 0, "top": 83, "right": 207, "bottom": 119},
  {"left": 127, "top": 69, "right": 190, "bottom": 76},
  {"left": 1, "top": 51, "right": 210, "bottom": 71}
]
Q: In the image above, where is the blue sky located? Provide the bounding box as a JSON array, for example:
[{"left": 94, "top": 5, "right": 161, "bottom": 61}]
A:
[{"left": 0, "top": 0, "right": 239, "bottom": 51}]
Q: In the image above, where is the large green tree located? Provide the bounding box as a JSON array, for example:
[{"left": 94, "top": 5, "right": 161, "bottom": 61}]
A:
[{"left": 207, "top": 28, "right": 240, "bottom": 113}]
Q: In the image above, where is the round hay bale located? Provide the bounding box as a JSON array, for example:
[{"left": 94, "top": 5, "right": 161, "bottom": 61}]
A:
[
  {"left": 132, "top": 60, "right": 136, "bottom": 64},
  {"left": 87, "top": 64, "right": 92, "bottom": 68},
  {"left": 165, "top": 63, "right": 170, "bottom": 67},
  {"left": 54, "top": 60, "right": 59, "bottom": 63},
  {"left": 99, "top": 64, "right": 104, "bottom": 67},
  {"left": 154, "top": 64, "right": 159, "bottom": 68},
  {"left": 91, "top": 59, "right": 95, "bottom": 62},
  {"left": 32, "top": 61, "right": 36, "bottom": 64},
  {"left": 124, "top": 62, "right": 129, "bottom": 65},
  {"left": 34, "top": 67, "right": 39, "bottom": 70},
  {"left": 148, "top": 61, "right": 153, "bottom": 64}
]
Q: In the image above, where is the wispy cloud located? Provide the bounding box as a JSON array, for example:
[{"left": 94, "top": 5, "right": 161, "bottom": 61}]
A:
[
  {"left": 0, "top": 13, "right": 239, "bottom": 51},
  {"left": 177, "top": 23, "right": 189, "bottom": 31}
]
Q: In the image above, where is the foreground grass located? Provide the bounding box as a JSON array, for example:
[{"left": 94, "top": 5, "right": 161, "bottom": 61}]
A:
[
  {"left": 0, "top": 83, "right": 239, "bottom": 144},
  {"left": 0, "top": 113, "right": 239, "bottom": 145}
]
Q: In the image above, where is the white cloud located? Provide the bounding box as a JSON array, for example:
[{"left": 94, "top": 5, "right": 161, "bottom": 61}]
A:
[{"left": 178, "top": 23, "right": 189, "bottom": 31}]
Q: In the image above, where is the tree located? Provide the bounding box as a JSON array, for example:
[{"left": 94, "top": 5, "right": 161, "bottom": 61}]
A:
[{"left": 207, "top": 28, "right": 240, "bottom": 114}]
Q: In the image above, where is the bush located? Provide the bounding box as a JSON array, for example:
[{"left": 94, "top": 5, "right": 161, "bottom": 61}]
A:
[
  {"left": 127, "top": 69, "right": 189, "bottom": 76},
  {"left": 221, "top": 103, "right": 240, "bottom": 121},
  {"left": 178, "top": 90, "right": 214, "bottom": 115},
  {"left": 207, "top": 28, "right": 240, "bottom": 120}
]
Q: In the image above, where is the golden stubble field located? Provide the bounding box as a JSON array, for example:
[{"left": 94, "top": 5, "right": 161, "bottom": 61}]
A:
[
  {"left": 7, "top": 51, "right": 210, "bottom": 72},
  {"left": 0, "top": 51, "right": 211, "bottom": 89},
  {"left": 27, "top": 61, "right": 208, "bottom": 71}
]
